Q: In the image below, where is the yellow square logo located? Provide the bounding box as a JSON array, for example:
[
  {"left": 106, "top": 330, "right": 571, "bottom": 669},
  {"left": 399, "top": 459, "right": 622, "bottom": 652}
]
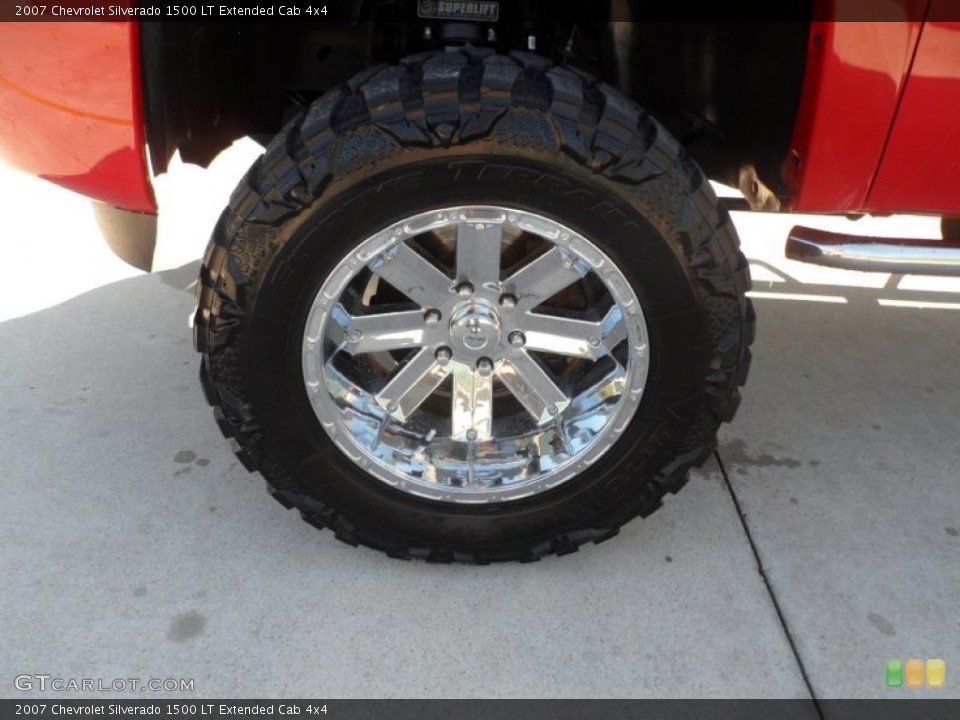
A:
[{"left": 927, "top": 659, "right": 945, "bottom": 688}]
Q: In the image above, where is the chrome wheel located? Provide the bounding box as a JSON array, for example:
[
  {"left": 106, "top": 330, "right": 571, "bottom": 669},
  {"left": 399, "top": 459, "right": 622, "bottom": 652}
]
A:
[{"left": 302, "top": 206, "right": 649, "bottom": 504}]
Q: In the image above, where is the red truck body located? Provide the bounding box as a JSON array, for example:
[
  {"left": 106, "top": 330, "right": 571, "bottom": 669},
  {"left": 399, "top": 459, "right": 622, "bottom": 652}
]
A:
[
  {"left": 0, "top": 22, "right": 155, "bottom": 213},
  {"left": 787, "top": 5, "right": 960, "bottom": 214}
]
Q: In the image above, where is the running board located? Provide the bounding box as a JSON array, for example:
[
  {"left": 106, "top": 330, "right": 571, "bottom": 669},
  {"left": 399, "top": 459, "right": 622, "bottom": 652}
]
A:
[{"left": 786, "top": 226, "right": 960, "bottom": 277}]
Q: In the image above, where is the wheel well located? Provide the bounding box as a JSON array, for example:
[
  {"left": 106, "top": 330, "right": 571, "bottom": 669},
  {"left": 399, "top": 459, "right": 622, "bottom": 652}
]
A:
[{"left": 141, "top": 10, "right": 811, "bottom": 198}]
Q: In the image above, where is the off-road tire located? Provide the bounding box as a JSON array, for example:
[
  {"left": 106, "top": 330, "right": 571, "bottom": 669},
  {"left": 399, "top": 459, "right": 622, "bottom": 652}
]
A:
[{"left": 193, "top": 49, "right": 755, "bottom": 563}]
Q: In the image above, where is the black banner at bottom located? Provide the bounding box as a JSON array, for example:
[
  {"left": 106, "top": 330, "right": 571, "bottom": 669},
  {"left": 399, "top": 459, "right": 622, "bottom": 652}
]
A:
[{"left": 3, "top": 700, "right": 960, "bottom": 720}]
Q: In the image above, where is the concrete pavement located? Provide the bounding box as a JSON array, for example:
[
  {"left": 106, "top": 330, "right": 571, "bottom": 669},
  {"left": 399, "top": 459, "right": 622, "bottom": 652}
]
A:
[{"left": 1, "top": 153, "right": 958, "bottom": 700}]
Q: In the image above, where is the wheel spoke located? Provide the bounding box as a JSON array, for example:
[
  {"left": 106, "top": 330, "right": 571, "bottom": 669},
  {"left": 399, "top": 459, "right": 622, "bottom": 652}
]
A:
[
  {"left": 600, "top": 305, "right": 627, "bottom": 352},
  {"left": 497, "top": 351, "right": 569, "bottom": 424},
  {"left": 370, "top": 242, "right": 452, "bottom": 308},
  {"left": 336, "top": 308, "right": 426, "bottom": 355},
  {"left": 521, "top": 314, "right": 605, "bottom": 360},
  {"left": 450, "top": 364, "right": 494, "bottom": 441},
  {"left": 519, "top": 305, "right": 628, "bottom": 361},
  {"left": 456, "top": 222, "right": 503, "bottom": 286},
  {"left": 504, "top": 247, "right": 586, "bottom": 308},
  {"left": 572, "top": 366, "right": 628, "bottom": 414},
  {"left": 376, "top": 348, "right": 450, "bottom": 421}
]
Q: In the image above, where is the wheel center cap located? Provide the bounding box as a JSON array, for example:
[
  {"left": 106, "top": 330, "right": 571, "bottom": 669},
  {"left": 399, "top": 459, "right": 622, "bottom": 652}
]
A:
[{"left": 449, "top": 298, "right": 501, "bottom": 354}]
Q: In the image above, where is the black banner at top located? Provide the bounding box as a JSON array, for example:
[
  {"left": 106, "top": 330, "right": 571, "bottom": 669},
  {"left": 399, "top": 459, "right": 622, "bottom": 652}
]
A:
[{"left": 2, "top": 0, "right": 960, "bottom": 22}]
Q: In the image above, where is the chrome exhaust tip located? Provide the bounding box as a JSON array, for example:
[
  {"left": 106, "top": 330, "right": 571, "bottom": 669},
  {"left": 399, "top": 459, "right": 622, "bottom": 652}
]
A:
[{"left": 786, "top": 226, "right": 960, "bottom": 277}]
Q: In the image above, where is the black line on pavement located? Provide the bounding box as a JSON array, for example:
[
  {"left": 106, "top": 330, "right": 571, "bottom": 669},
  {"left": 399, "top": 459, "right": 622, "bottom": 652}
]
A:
[{"left": 714, "top": 450, "right": 825, "bottom": 719}]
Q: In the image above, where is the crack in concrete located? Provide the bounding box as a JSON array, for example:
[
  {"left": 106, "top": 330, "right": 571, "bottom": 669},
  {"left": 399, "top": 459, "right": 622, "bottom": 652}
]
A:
[{"left": 715, "top": 449, "right": 824, "bottom": 716}]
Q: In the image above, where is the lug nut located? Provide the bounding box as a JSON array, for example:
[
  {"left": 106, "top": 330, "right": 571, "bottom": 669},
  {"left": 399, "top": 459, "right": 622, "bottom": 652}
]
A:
[
  {"left": 499, "top": 293, "right": 517, "bottom": 308},
  {"left": 424, "top": 309, "right": 442, "bottom": 326},
  {"left": 348, "top": 330, "right": 363, "bottom": 342},
  {"left": 588, "top": 336, "right": 601, "bottom": 348},
  {"left": 547, "top": 404, "right": 559, "bottom": 416},
  {"left": 476, "top": 357, "right": 494, "bottom": 376},
  {"left": 466, "top": 429, "right": 478, "bottom": 441},
  {"left": 508, "top": 331, "right": 526, "bottom": 348},
  {"left": 435, "top": 346, "right": 453, "bottom": 365},
  {"left": 455, "top": 281, "right": 474, "bottom": 297}
]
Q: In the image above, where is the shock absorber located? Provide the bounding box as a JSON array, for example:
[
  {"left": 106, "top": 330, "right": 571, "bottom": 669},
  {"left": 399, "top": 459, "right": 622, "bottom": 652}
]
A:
[{"left": 415, "top": 0, "right": 501, "bottom": 49}]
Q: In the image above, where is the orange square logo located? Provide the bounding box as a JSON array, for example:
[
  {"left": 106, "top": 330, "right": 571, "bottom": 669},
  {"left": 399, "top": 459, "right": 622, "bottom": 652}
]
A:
[{"left": 905, "top": 659, "right": 924, "bottom": 688}]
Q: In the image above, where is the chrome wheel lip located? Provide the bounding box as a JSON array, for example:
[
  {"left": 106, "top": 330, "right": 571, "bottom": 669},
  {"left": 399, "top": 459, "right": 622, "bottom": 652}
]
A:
[{"left": 302, "top": 205, "right": 650, "bottom": 504}]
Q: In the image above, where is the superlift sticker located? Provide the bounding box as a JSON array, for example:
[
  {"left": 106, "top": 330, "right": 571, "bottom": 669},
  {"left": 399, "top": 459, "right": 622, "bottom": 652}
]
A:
[{"left": 418, "top": 0, "right": 500, "bottom": 22}]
